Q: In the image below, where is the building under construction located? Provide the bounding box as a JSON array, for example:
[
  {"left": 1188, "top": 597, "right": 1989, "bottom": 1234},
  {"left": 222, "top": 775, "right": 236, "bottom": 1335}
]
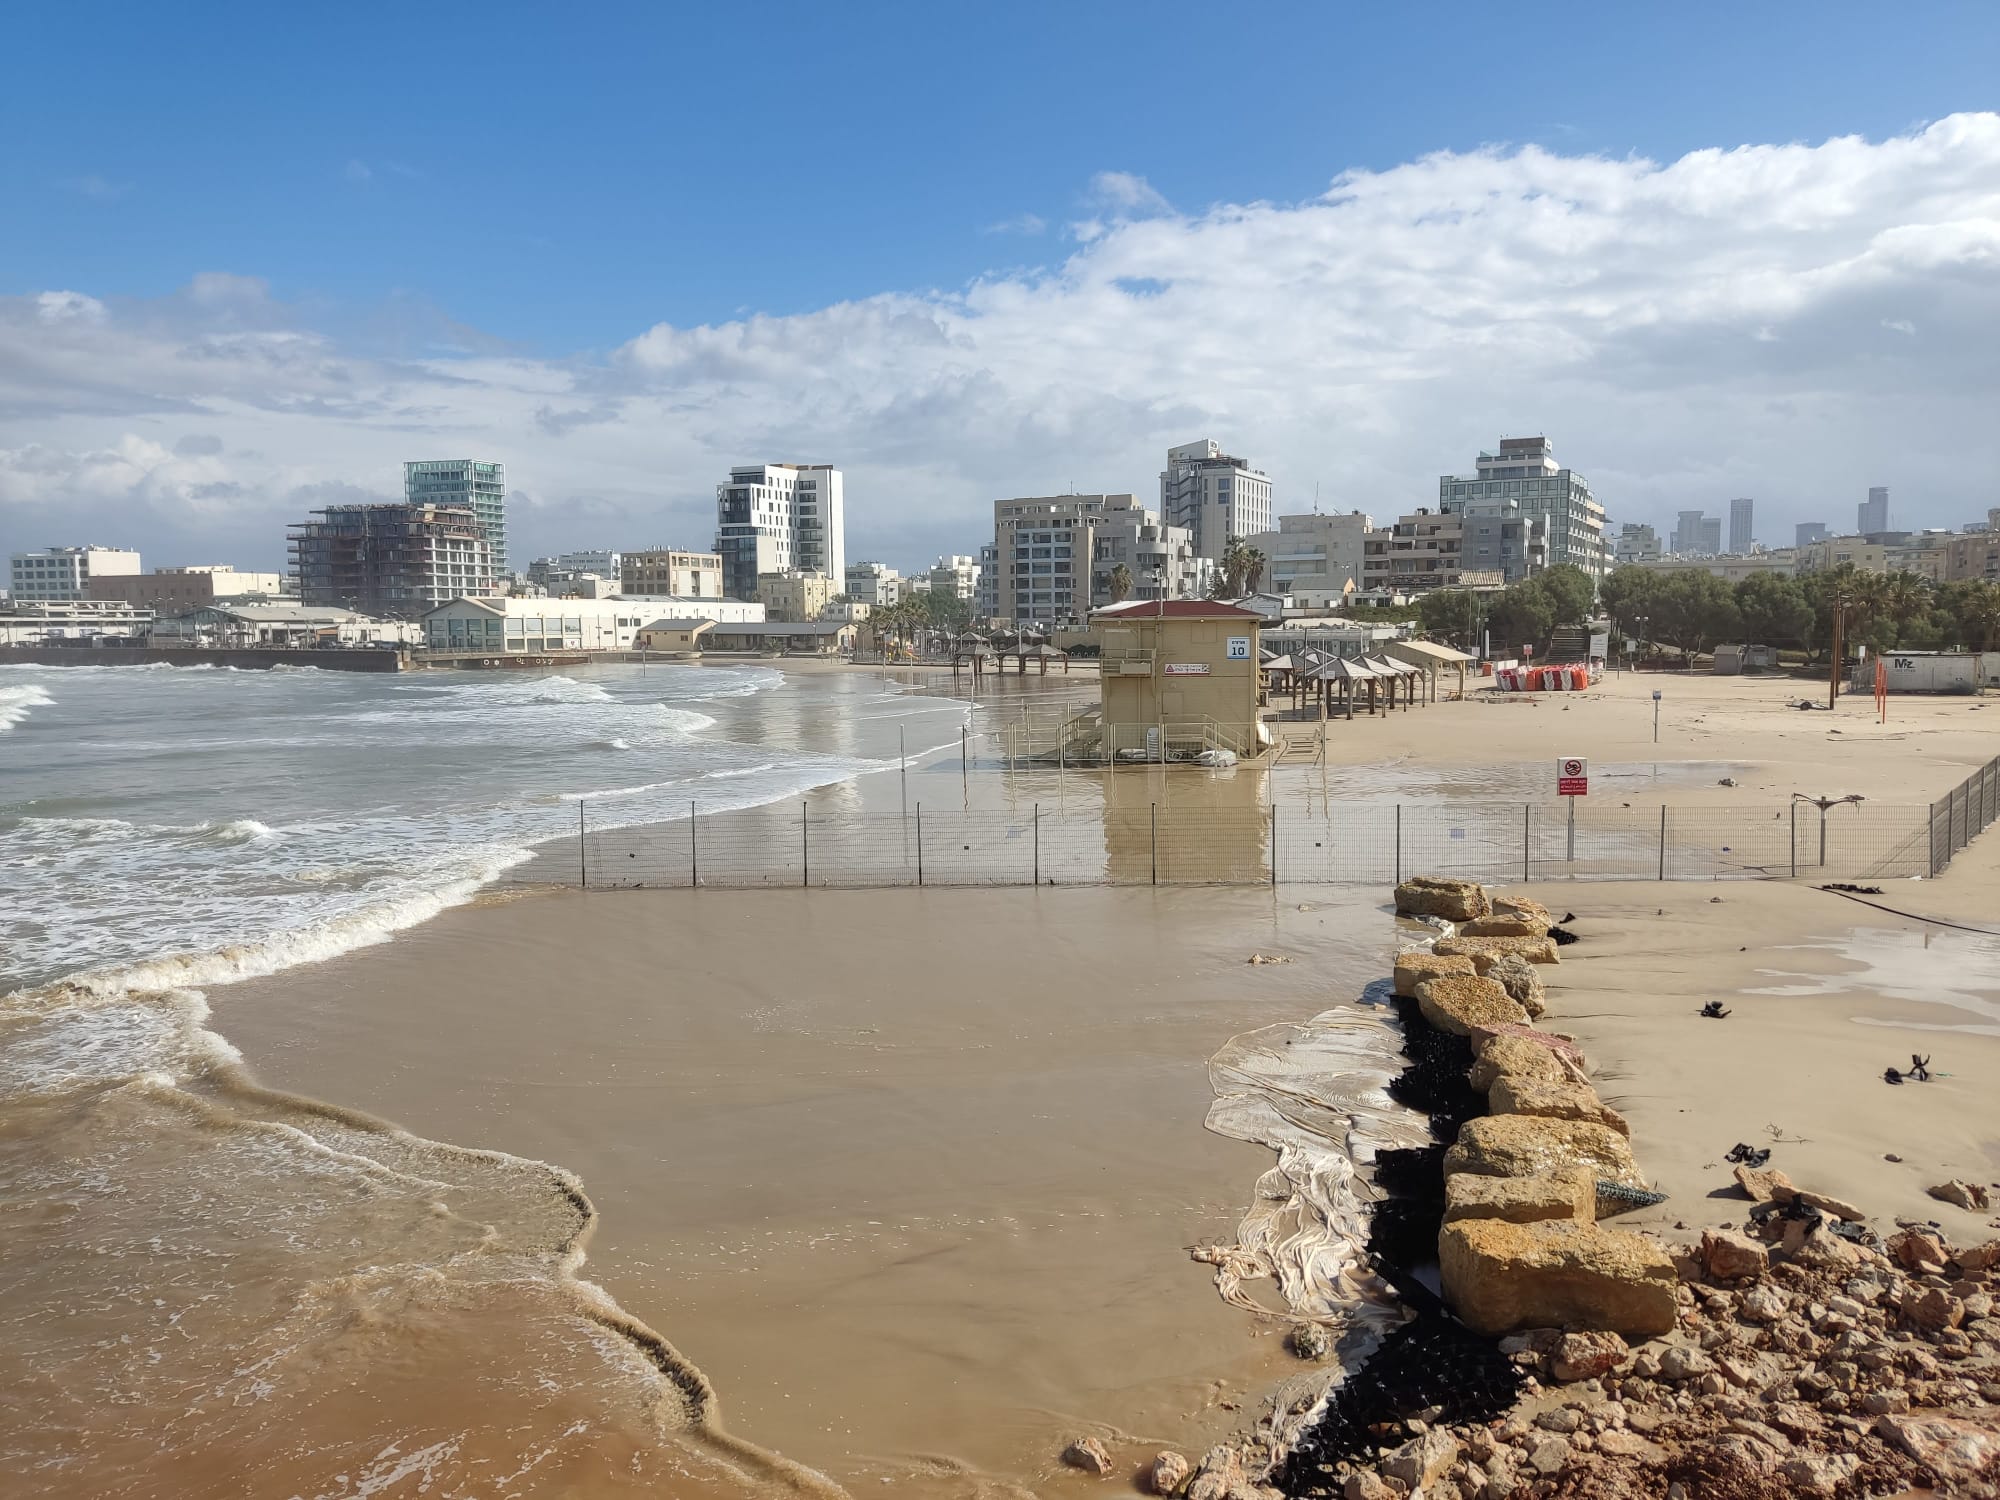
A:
[{"left": 289, "top": 503, "right": 496, "bottom": 618}]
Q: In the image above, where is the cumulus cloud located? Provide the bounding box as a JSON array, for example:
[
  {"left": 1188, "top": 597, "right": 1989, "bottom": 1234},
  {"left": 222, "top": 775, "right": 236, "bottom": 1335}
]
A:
[{"left": 5, "top": 116, "right": 2000, "bottom": 573}]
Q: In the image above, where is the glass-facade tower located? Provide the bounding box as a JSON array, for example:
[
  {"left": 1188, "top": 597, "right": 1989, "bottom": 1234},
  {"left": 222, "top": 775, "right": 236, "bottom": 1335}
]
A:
[{"left": 405, "top": 460, "right": 507, "bottom": 575}]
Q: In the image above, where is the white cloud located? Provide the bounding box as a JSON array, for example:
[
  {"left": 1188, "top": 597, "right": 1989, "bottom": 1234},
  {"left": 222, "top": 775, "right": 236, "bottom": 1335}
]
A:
[
  {"left": 5, "top": 116, "right": 2000, "bottom": 572},
  {"left": 983, "top": 213, "right": 1048, "bottom": 236},
  {"left": 1087, "top": 170, "right": 1171, "bottom": 215},
  {"left": 344, "top": 159, "right": 373, "bottom": 184}
]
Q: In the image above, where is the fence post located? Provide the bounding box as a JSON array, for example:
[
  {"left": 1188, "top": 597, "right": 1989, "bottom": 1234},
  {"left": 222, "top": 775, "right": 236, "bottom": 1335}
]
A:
[
  {"left": 801, "top": 801, "right": 810, "bottom": 888},
  {"left": 1930, "top": 801, "right": 1940, "bottom": 878},
  {"left": 1270, "top": 804, "right": 1278, "bottom": 887},
  {"left": 1819, "top": 804, "right": 1828, "bottom": 869},
  {"left": 1522, "top": 804, "right": 1530, "bottom": 881},
  {"left": 1034, "top": 803, "right": 1040, "bottom": 885},
  {"left": 1657, "top": 806, "right": 1666, "bottom": 881},
  {"left": 916, "top": 803, "right": 924, "bottom": 886},
  {"left": 1151, "top": 802, "right": 1158, "bottom": 886},
  {"left": 1395, "top": 804, "right": 1402, "bottom": 884},
  {"left": 690, "top": 799, "right": 698, "bottom": 888},
  {"left": 579, "top": 799, "right": 588, "bottom": 890},
  {"left": 1790, "top": 800, "right": 1797, "bottom": 880}
]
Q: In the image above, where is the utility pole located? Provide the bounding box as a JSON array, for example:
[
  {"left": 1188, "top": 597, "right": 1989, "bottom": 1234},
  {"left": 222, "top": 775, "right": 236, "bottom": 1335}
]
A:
[{"left": 1828, "top": 594, "right": 1845, "bottom": 710}]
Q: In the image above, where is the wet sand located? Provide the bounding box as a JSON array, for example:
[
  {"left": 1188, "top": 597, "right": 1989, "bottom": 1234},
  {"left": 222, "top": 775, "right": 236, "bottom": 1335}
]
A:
[{"left": 218, "top": 885, "right": 1407, "bottom": 1493}]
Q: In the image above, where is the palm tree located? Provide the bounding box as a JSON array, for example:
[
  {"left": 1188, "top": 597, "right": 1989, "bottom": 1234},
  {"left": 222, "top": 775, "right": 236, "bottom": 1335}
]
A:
[
  {"left": 1108, "top": 562, "right": 1133, "bottom": 604},
  {"left": 1243, "top": 547, "right": 1267, "bottom": 595}
]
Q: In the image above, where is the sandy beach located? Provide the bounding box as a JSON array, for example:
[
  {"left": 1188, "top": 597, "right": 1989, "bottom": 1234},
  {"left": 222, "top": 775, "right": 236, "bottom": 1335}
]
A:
[
  {"left": 9, "top": 659, "right": 1998, "bottom": 1498},
  {"left": 202, "top": 666, "right": 2000, "bottom": 1493}
]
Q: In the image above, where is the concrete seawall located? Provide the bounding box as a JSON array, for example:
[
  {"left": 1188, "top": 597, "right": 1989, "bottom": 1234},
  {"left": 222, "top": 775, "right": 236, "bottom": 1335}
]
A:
[{"left": 0, "top": 646, "right": 409, "bottom": 673}]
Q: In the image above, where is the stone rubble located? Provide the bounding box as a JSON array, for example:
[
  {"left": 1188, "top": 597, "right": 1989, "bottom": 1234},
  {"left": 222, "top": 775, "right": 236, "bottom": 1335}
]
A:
[{"left": 1118, "top": 880, "right": 2000, "bottom": 1500}]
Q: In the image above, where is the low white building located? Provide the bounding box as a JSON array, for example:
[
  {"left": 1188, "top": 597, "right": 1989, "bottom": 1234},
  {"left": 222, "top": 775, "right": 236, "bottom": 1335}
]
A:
[
  {"left": 0, "top": 598, "right": 153, "bottom": 643},
  {"left": 423, "top": 594, "right": 767, "bottom": 653},
  {"left": 153, "top": 602, "right": 421, "bottom": 647}
]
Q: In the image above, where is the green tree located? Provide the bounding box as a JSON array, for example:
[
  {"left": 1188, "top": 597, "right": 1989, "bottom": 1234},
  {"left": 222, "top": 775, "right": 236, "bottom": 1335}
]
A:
[
  {"left": 1107, "top": 562, "right": 1133, "bottom": 604},
  {"left": 1485, "top": 585, "right": 1556, "bottom": 658},
  {"left": 1534, "top": 564, "right": 1597, "bottom": 629},
  {"left": 919, "top": 587, "right": 973, "bottom": 634},
  {"left": 1415, "top": 587, "right": 1481, "bottom": 647},
  {"left": 1732, "top": 572, "right": 1811, "bottom": 647},
  {"left": 1597, "top": 567, "right": 1665, "bottom": 644},
  {"left": 1652, "top": 571, "right": 1739, "bottom": 663}
]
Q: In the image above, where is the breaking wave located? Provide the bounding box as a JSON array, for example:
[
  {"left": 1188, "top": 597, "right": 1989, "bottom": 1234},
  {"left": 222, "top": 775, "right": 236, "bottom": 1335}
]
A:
[{"left": 0, "top": 683, "right": 53, "bottom": 731}]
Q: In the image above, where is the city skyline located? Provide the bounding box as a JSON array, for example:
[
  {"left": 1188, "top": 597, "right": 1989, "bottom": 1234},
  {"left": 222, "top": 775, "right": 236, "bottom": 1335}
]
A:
[{"left": 5, "top": 17, "right": 2000, "bottom": 576}]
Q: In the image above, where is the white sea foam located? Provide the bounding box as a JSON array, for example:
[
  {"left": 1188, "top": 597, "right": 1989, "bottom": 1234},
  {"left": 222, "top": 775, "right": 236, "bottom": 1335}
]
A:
[{"left": 0, "top": 683, "right": 53, "bottom": 731}]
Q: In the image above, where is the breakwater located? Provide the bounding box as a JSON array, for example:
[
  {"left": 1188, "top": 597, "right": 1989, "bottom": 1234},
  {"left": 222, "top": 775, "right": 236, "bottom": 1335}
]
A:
[{"left": 0, "top": 645, "right": 409, "bottom": 672}]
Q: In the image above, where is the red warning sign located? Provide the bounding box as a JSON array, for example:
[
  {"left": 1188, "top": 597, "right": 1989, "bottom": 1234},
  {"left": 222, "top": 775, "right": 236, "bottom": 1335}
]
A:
[{"left": 1557, "top": 756, "right": 1589, "bottom": 797}]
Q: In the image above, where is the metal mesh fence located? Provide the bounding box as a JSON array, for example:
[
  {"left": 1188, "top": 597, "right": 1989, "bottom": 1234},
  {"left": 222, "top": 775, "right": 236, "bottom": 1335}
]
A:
[{"left": 539, "top": 754, "right": 2000, "bottom": 891}]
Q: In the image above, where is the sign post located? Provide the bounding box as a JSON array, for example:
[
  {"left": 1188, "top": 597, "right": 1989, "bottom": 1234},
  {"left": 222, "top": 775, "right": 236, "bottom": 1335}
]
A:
[
  {"left": 1557, "top": 757, "right": 1588, "bottom": 864},
  {"left": 1651, "top": 689, "right": 1662, "bottom": 744}
]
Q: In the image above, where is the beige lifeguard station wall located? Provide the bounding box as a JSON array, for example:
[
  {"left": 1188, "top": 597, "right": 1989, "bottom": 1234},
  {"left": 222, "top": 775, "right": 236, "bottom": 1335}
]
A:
[{"left": 1092, "top": 600, "right": 1262, "bottom": 753}]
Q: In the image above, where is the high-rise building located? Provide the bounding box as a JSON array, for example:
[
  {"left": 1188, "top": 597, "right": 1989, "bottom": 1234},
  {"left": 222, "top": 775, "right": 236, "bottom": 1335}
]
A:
[
  {"left": 1437, "top": 436, "right": 1608, "bottom": 576},
  {"left": 1244, "top": 512, "right": 1375, "bottom": 600},
  {"left": 8, "top": 546, "right": 141, "bottom": 601},
  {"left": 405, "top": 461, "right": 507, "bottom": 575},
  {"left": 974, "top": 545, "right": 998, "bottom": 621},
  {"left": 1160, "top": 440, "right": 1273, "bottom": 561},
  {"left": 1613, "top": 523, "right": 1661, "bottom": 565},
  {"left": 1672, "top": 510, "right": 1722, "bottom": 557},
  {"left": 1795, "top": 522, "right": 1830, "bottom": 548},
  {"left": 1859, "top": 487, "right": 1889, "bottom": 535},
  {"left": 714, "top": 463, "right": 845, "bottom": 600},
  {"left": 1729, "top": 497, "right": 1755, "bottom": 555},
  {"left": 289, "top": 504, "right": 494, "bottom": 617}
]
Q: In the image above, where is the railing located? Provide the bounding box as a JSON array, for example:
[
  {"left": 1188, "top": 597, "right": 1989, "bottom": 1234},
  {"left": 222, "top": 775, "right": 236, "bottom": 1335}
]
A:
[
  {"left": 1929, "top": 756, "right": 2000, "bottom": 876},
  {"left": 535, "top": 760, "right": 1999, "bottom": 892}
]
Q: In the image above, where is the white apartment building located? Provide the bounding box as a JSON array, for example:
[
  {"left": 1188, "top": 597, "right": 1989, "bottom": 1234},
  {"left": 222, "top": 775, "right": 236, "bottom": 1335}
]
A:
[
  {"left": 9, "top": 546, "right": 142, "bottom": 601},
  {"left": 1638, "top": 551, "right": 1798, "bottom": 582},
  {"left": 557, "top": 549, "right": 620, "bottom": 578},
  {"left": 844, "top": 561, "right": 901, "bottom": 607},
  {"left": 620, "top": 549, "right": 723, "bottom": 598},
  {"left": 1438, "top": 436, "right": 1609, "bottom": 576},
  {"left": 714, "top": 463, "right": 845, "bottom": 600},
  {"left": 1244, "top": 513, "right": 1374, "bottom": 599},
  {"left": 927, "top": 554, "right": 981, "bottom": 601},
  {"left": 1160, "top": 440, "right": 1273, "bottom": 560},
  {"left": 975, "top": 544, "right": 998, "bottom": 621},
  {"left": 1091, "top": 497, "right": 1203, "bottom": 605}
]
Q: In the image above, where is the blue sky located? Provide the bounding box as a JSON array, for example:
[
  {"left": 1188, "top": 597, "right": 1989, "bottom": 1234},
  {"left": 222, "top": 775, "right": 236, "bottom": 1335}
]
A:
[
  {"left": 5, "top": 3, "right": 2000, "bottom": 569},
  {"left": 12, "top": 2, "right": 1997, "bottom": 351}
]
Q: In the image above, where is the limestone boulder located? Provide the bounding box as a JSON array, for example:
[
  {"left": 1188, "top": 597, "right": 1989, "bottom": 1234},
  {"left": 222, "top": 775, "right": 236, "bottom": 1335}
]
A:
[
  {"left": 1460, "top": 912, "right": 1550, "bottom": 938},
  {"left": 1872, "top": 1409, "right": 2000, "bottom": 1493},
  {"left": 1468, "top": 1028, "right": 1587, "bottom": 1088},
  {"left": 1062, "top": 1436, "right": 1113, "bottom": 1476},
  {"left": 1435, "top": 934, "right": 1559, "bottom": 968},
  {"left": 1469, "top": 1032, "right": 1576, "bottom": 1092},
  {"left": 1381, "top": 1429, "right": 1460, "bottom": 1491},
  {"left": 1551, "top": 1329, "right": 1629, "bottom": 1381},
  {"left": 1444, "top": 1114, "right": 1645, "bottom": 1192},
  {"left": 1700, "top": 1227, "right": 1769, "bottom": 1281},
  {"left": 1444, "top": 1167, "right": 1596, "bottom": 1226},
  {"left": 1148, "top": 1452, "right": 1190, "bottom": 1496},
  {"left": 1955, "top": 1240, "right": 2000, "bottom": 1274},
  {"left": 1416, "top": 974, "right": 1529, "bottom": 1037},
  {"left": 1484, "top": 952, "right": 1548, "bottom": 1018},
  {"left": 1492, "top": 893, "right": 1555, "bottom": 927},
  {"left": 1487, "top": 1075, "right": 1629, "bottom": 1136},
  {"left": 1394, "top": 876, "right": 1490, "bottom": 922},
  {"left": 1731, "top": 1164, "right": 1796, "bottom": 1204},
  {"left": 1391, "top": 950, "right": 1476, "bottom": 999},
  {"left": 1439, "top": 1218, "right": 1679, "bottom": 1339},
  {"left": 1793, "top": 1189, "right": 1866, "bottom": 1223}
]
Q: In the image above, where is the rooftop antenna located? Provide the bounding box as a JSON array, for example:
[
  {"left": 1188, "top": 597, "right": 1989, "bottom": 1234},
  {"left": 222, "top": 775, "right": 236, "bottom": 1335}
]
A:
[{"left": 1314, "top": 481, "right": 1321, "bottom": 515}]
